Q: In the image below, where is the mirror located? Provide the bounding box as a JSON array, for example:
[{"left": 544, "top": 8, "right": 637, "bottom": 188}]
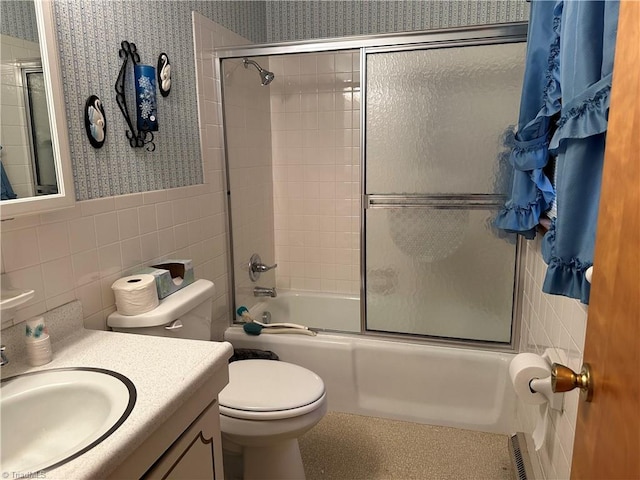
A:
[{"left": 0, "top": 0, "right": 74, "bottom": 219}]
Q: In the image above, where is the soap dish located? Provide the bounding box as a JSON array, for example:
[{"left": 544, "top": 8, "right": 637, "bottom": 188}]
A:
[{"left": 0, "top": 288, "right": 35, "bottom": 311}]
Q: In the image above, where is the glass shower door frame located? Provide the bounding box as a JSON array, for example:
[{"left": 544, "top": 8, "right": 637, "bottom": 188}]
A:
[
  {"left": 214, "top": 23, "right": 528, "bottom": 349},
  {"left": 359, "top": 37, "right": 527, "bottom": 351}
]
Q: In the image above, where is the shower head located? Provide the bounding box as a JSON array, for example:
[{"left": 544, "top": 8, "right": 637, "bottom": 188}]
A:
[{"left": 242, "top": 58, "right": 275, "bottom": 86}]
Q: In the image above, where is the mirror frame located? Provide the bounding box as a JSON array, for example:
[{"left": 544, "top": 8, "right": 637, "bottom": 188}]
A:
[{"left": 1, "top": 0, "right": 75, "bottom": 220}]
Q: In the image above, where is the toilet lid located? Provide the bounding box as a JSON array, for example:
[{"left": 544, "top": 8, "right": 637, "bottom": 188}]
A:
[{"left": 219, "top": 360, "right": 325, "bottom": 417}]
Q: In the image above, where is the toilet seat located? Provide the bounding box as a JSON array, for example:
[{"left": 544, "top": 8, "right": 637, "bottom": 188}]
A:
[{"left": 219, "top": 360, "right": 326, "bottom": 421}]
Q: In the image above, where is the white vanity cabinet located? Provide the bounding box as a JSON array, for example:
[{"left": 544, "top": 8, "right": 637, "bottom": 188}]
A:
[
  {"left": 108, "top": 369, "right": 228, "bottom": 480},
  {"left": 144, "top": 400, "right": 222, "bottom": 479}
]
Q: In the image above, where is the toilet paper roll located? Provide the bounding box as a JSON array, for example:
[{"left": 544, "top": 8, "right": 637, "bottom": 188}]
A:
[
  {"left": 509, "top": 353, "right": 553, "bottom": 451},
  {"left": 509, "top": 353, "right": 551, "bottom": 405},
  {"left": 112, "top": 274, "right": 159, "bottom": 316},
  {"left": 532, "top": 404, "right": 549, "bottom": 451}
]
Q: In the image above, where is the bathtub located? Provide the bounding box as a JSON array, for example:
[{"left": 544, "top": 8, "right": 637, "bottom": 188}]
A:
[{"left": 226, "top": 291, "right": 517, "bottom": 435}]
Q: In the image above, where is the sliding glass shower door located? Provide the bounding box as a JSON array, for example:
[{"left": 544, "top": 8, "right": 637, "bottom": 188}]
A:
[{"left": 363, "top": 41, "right": 526, "bottom": 344}]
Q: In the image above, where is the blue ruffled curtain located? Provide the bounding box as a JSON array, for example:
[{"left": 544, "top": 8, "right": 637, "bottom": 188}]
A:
[
  {"left": 1, "top": 161, "right": 17, "bottom": 200},
  {"left": 494, "top": 0, "right": 561, "bottom": 240},
  {"left": 497, "top": 0, "right": 620, "bottom": 304}
]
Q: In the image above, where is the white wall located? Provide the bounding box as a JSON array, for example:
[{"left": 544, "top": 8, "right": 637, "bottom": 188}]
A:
[
  {"left": 519, "top": 235, "right": 588, "bottom": 479},
  {"left": 269, "top": 51, "right": 361, "bottom": 295},
  {"left": 0, "top": 182, "right": 230, "bottom": 339},
  {"left": 223, "top": 55, "right": 276, "bottom": 314}
]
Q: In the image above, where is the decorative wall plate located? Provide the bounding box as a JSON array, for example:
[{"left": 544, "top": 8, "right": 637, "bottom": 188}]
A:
[
  {"left": 84, "top": 95, "right": 106, "bottom": 149},
  {"left": 157, "top": 52, "right": 171, "bottom": 97}
]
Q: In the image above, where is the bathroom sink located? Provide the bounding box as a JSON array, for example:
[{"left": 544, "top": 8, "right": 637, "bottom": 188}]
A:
[{"left": 0, "top": 368, "right": 136, "bottom": 473}]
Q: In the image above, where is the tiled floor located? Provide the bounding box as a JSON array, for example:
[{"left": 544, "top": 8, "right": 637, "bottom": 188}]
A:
[{"left": 299, "top": 412, "right": 513, "bottom": 480}]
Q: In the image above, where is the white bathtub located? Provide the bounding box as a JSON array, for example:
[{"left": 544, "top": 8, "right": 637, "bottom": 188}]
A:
[
  {"left": 237, "top": 291, "right": 361, "bottom": 333},
  {"left": 226, "top": 291, "right": 517, "bottom": 434}
]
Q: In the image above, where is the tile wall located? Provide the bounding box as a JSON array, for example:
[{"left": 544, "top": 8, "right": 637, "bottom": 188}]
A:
[
  {"left": 222, "top": 55, "right": 276, "bottom": 314},
  {"left": 519, "top": 235, "right": 589, "bottom": 479},
  {"left": 0, "top": 34, "right": 41, "bottom": 199},
  {"left": 268, "top": 51, "right": 361, "bottom": 294},
  {"left": 0, "top": 182, "right": 229, "bottom": 337}
]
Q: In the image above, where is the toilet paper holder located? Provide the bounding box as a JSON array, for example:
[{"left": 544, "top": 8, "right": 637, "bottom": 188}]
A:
[{"left": 551, "top": 362, "right": 593, "bottom": 402}]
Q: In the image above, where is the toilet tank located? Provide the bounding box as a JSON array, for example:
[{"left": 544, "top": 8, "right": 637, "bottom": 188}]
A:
[{"left": 107, "top": 279, "right": 215, "bottom": 341}]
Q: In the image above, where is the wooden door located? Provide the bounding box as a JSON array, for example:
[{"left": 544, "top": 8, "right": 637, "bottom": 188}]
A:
[{"left": 570, "top": 1, "right": 640, "bottom": 478}]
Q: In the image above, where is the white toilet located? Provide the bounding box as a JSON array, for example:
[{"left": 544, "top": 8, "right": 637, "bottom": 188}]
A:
[{"left": 107, "top": 279, "right": 327, "bottom": 480}]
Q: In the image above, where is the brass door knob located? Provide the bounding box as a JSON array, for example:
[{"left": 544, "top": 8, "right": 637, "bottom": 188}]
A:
[{"left": 551, "top": 363, "right": 593, "bottom": 402}]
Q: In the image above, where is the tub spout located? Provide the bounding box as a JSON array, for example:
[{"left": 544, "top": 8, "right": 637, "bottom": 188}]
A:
[{"left": 254, "top": 286, "right": 277, "bottom": 298}]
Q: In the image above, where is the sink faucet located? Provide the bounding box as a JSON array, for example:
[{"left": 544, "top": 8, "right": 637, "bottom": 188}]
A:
[
  {"left": 1, "top": 345, "right": 8, "bottom": 366},
  {"left": 254, "top": 286, "right": 277, "bottom": 298}
]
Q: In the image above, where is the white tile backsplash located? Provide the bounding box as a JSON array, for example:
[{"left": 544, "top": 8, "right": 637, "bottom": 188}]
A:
[
  {"left": 117, "top": 208, "right": 140, "bottom": 240},
  {"left": 97, "top": 243, "right": 122, "bottom": 278},
  {"left": 2, "top": 227, "right": 40, "bottom": 271},
  {"left": 80, "top": 197, "right": 116, "bottom": 217},
  {"left": 138, "top": 205, "right": 158, "bottom": 234},
  {"left": 71, "top": 249, "right": 100, "bottom": 287},
  {"left": 94, "top": 212, "right": 120, "bottom": 246},
  {"left": 1, "top": 171, "right": 230, "bottom": 331},
  {"left": 41, "top": 257, "right": 74, "bottom": 298},
  {"left": 68, "top": 216, "right": 97, "bottom": 253},
  {"left": 36, "top": 222, "right": 71, "bottom": 262},
  {"left": 140, "top": 232, "right": 160, "bottom": 263},
  {"left": 114, "top": 193, "right": 143, "bottom": 211},
  {"left": 76, "top": 280, "right": 102, "bottom": 317}
]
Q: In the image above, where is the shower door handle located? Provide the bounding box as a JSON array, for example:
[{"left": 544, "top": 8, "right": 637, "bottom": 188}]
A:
[{"left": 364, "top": 194, "right": 506, "bottom": 209}]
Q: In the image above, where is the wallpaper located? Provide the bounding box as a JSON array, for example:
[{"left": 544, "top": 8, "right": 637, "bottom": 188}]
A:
[
  {"left": 52, "top": 0, "right": 266, "bottom": 200},
  {"left": 265, "top": 0, "right": 528, "bottom": 42},
  {"left": 47, "top": 0, "right": 525, "bottom": 200},
  {"left": 0, "top": 0, "right": 39, "bottom": 43}
]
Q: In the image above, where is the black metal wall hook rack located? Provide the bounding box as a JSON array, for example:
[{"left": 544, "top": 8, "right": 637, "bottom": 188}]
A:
[{"left": 115, "top": 40, "right": 155, "bottom": 152}]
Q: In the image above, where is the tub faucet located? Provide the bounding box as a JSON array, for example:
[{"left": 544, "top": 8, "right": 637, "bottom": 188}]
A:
[
  {"left": 1, "top": 345, "right": 8, "bottom": 366},
  {"left": 254, "top": 286, "right": 277, "bottom": 298}
]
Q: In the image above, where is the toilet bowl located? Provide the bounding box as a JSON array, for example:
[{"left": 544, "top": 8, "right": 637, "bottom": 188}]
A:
[
  {"left": 107, "top": 280, "right": 327, "bottom": 479},
  {"left": 219, "top": 359, "right": 327, "bottom": 480}
]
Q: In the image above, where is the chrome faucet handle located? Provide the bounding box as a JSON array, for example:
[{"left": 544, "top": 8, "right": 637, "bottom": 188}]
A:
[
  {"left": 1, "top": 345, "right": 8, "bottom": 366},
  {"left": 249, "top": 253, "right": 278, "bottom": 282},
  {"left": 253, "top": 262, "right": 277, "bottom": 273}
]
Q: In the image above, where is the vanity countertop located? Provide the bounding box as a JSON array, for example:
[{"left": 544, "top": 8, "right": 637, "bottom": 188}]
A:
[{"left": 1, "top": 315, "right": 233, "bottom": 479}]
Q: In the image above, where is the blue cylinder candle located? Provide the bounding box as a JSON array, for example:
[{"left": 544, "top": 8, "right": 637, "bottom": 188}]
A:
[{"left": 134, "top": 64, "right": 158, "bottom": 132}]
